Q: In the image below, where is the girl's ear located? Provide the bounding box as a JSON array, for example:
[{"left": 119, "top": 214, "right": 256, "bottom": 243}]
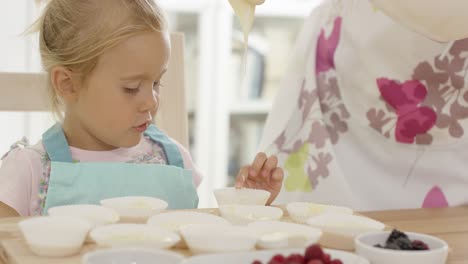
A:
[{"left": 50, "top": 66, "right": 79, "bottom": 103}]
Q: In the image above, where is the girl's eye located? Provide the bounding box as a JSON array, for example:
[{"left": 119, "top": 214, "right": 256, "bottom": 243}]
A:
[{"left": 124, "top": 87, "right": 140, "bottom": 94}]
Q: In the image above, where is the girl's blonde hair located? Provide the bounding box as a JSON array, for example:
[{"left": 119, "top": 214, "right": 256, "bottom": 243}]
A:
[{"left": 31, "top": 0, "right": 167, "bottom": 117}]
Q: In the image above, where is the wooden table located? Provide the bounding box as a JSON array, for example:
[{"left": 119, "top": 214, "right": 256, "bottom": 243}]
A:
[{"left": 0, "top": 207, "right": 467, "bottom": 264}]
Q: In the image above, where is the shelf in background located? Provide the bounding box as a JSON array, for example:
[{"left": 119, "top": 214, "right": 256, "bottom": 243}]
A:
[
  {"left": 159, "top": 0, "right": 210, "bottom": 13},
  {"left": 230, "top": 100, "right": 272, "bottom": 118},
  {"left": 255, "top": 0, "right": 322, "bottom": 17},
  {"left": 162, "top": 0, "right": 322, "bottom": 18},
  {"left": 156, "top": 1, "right": 311, "bottom": 208}
]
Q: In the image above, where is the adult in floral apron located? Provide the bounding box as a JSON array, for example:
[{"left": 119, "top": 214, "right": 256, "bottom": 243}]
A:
[{"left": 260, "top": 0, "right": 468, "bottom": 211}]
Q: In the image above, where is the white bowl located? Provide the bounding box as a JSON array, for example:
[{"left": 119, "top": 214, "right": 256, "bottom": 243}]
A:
[
  {"left": 48, "top": 204, "right": 120, "bottom": 227},
  {"left": 355, "top": 231, "right": 449, "bottom": 264},
  {"left": 147, "top": 211, "right": 232, "bottom": 248},
  {"left": 183, "top": 248, "right": 369, "bottom": 264},
  {"left": 19, "top": 216, "right": 91, "bottom": 257},
  {"left": 180, "top": 225, "right": 258, "bottom": 254},
  {"left": 100, "top": 196, "right": 168, "bottom": 223},
  {"left": 90, "top": 224, "right": 180, "bottom": 249},
  {"left": 82, "top": 248, "right": 184, "bottom": 264},
  {"left": 286, "top": 202, "right": 354, "bottom": 223},
  {"left": 147, "top": 211, "right": 231, "bottom": 233},
  {"left": 307, "top": 213, "right": 385, "bottom": 250},
  {"left": 219, "top": 205, "right": 283, "bottom": 225},
  {"left": 248, "top": 221, "right": 322, "bottom": 249},
  {"left": 214, "top": 187, "right": 270, "bottom": 206}
]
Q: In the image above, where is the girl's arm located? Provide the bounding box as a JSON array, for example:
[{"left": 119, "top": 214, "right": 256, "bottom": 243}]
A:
[{"left": 0, "top": 146, "right": 41, "bottom": 218}]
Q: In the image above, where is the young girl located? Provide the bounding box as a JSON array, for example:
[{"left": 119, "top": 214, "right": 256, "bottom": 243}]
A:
[{"left": 0, "top": 0, "right": 283, "bottom": 217}]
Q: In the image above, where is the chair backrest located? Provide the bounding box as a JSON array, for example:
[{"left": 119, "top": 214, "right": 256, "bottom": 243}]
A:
[{"left": 0, "top": 33, "right": 189, "bottom": 148}]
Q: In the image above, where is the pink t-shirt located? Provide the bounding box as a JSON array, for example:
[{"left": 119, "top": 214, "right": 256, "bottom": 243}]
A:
[{"left": 0, "top": 136, "right": 202, "bottom": 216}]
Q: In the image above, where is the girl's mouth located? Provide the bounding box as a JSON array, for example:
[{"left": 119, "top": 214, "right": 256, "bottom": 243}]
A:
[{"left": 134, "top": 122, "right": 149, "bottom": 132}]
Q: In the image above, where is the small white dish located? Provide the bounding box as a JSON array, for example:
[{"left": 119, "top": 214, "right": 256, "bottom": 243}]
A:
[
  {"left": 214, "top": 187, "right": 270, "bottom": 206},
  {"left": 219, "top": 205, "right": 283, "bottom": 225},
  {"left": 355, "top": 231, "right": 449, "bottom": 264},
  {"left": 248, "top": 221, "right": 322, "bottom": 249},
  {"left": 147, "top": 211, "right": 231, "bottom": 248},
  {"left": 19, "top": 216, "right": 91, "bottom": 257},
  {"left": 147, "top": 211, "right": 231, "bottom": 233},
  {"left": 182, "top": 247, "right": 369, "bottom": 264},
  {"left": 307, "top": 213, "right": 385, "bottom": 250},
  {"left": 180, "top": 224, "right": 258, "bottom": 254},
  {"left": 90, "top": 224, "right": 180, "bottom": 249},
  {"left": 286, "top": 202, "right": 354, "bottom": 224},
  {"left": 82, "top": 248, "right": 184, "bottom": 264},
  {"left": 100, "top": 196, "right": 168, "bottom": 223},
  {"left": 48, "top": 204, "right": 120, "bottom": 227}
]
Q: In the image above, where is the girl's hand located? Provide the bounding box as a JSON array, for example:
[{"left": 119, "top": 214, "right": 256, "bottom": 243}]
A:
[{"left": 234, "top": 152, "right": 284, "bottom": 205}]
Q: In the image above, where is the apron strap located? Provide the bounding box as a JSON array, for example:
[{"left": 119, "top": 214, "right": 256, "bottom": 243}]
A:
[
  {"left": 42, "top": 123, "right": 73, "bottom": 163},
  {"left": 144, "top": 124, "right": 185, "bottom": 169},
  {"left": 42, "top": 123, "right": 184, "bottom": 167}
]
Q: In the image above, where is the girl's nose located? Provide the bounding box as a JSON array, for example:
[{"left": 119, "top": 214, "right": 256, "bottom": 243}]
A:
[{"left": 139, "top": 87, "right": 158, "bottom": 113}]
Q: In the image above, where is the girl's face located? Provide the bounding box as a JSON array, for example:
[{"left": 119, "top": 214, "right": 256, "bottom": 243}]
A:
[{"left": 67, "top": 31, "right": 171, "bottom": 150}]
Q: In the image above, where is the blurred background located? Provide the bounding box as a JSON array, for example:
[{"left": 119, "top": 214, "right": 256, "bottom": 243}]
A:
[{"left": 0, "top": 0, "right": 321, "bottom": 207}]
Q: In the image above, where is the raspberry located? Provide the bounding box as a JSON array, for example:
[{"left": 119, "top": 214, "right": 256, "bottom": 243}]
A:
[
  {"left": 306, "top": 260, "right": 324, "bottom": 264},
  {"left": 411, "top": 240, "right": 430, "bottom": 250},
  {"left": 286, "top": 254, "right": 304, "bottom": 264},
  {"left": 252, "top": 261, "right": 263, "bottom": 264},
  {"left": 268, "top": 254, "right": 286, "bottom": 264},
  {"left": 305, "top": 244, "right": 323, "bottom": 261},
  {"left": 321, "top": 253, "right": 331, "bottom": 264},
  {"left": 330, "top": 260, "right": 343, "bottom": 264}
]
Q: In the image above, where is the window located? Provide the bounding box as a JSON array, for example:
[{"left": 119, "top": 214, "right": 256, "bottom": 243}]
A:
[{"left": 0, "top": 1, "right": 52, "bottom": 155}]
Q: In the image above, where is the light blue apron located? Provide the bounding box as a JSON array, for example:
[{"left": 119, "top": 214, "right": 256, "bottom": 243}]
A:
[{"left": 41, "top": 123, "right": 198, "bottom": 215}]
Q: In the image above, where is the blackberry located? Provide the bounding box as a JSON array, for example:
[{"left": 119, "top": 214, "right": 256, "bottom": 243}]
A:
[
  {"left": 387, "top": 229, "right": 408, "bottom": 244},
  {"left": 374, "top": 230, "right": 431, "bottom": 251},
  {"left": 384, "top": 242, "right": 400, "bottom": 250},
  {"left": 394, "top": 237, "right": 413, "bottom": 250}
]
